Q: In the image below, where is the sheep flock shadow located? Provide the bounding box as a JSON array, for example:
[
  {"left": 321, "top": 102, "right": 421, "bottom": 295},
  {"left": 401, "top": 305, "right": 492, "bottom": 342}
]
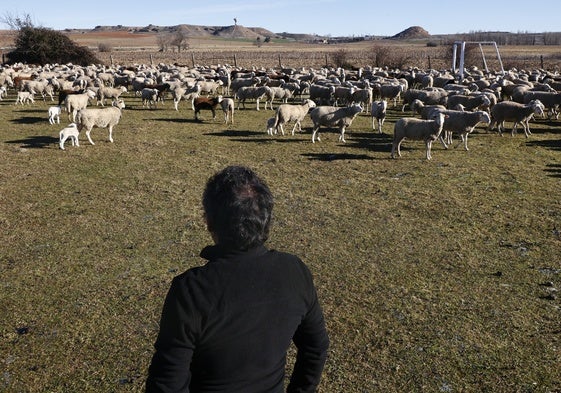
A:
[{"left": 5, "top": 135, "right": 58, "bottom": 148}]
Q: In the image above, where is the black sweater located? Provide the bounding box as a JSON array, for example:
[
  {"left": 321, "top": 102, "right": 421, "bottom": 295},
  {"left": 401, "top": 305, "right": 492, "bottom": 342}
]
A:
[{"left": 146, "top": 244, "right": 329, "bottom": 393}]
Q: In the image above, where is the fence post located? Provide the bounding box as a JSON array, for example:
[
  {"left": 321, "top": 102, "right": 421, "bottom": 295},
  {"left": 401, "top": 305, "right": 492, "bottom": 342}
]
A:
[
  {"left": 234, "top": 54, "right": 237, "bottom": 68},
  {"left": 428, "top": 55, "right": 431, "bottom": 70},
  {"left": 110, "top": 55, "right": 114, "bottom": 66},
  {"left": 278, "top": 54, "right": 282, "bottom": 69},
  {"left": 192, "top": 53, "right": 195, "bottom": 67},
  {"left": 541, "top": 55, "right": 544, "bottom": 69},
  {"left": 149, "top": 54, "right": 153, "bottom": 66}
]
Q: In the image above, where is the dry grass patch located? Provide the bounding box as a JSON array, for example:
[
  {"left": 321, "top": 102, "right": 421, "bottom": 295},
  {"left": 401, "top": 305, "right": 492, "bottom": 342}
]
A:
[{"left": 0, "top": 91, "right": 560, "bottom": 392}]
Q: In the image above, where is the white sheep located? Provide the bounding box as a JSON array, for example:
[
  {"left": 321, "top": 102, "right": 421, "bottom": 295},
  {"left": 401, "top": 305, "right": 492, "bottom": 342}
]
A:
[
  {"left": 171, "top": 84, "right": 201, "bottom": 111},
  {"left": 220, "top": 97, "right": 235, "bottom": 124},
  {"left": 489, "top": 99, "right": 544, "bottom": 138},
  {"left": 59, "top": 123, "right": 80, "bottom": 150},
  {"left": 15, "top": 91, "right": 35, "bottom": 105},
  {"left": 371, "top": 100, "right": 387, "bottom": 134},
  {"left": 48, "top": 105, "right": 62, "bottom": 124},
  {"left": 273, "top": 99, "right": 316, "bottom": 136},
  {"left": 64, "top": 89, "right": 97, "bottom": 122},
  {"left": 76, "top": 99, "right": 125, "bottom": 145},
  {"left": 431, "top": 109, "right": 491, "bottom": 150},
  {"left": 309, "top": 84, "right": 335, "bottom": 105},
  {"left": 96, "top": 85, "right": 127, "bottom": 106},
  {"left": 351, "top": 87, "right": 373, "bottom": 112},
  {"left": 380, "top": 83, "right": 404, "bottom": 107},
  {"left": 310, "top": 104, "right": 363, "bottom": 143},
  {"left": 391, "top": 112, "right": 446, "bottom": 160},
  {"left": 0, "top": 85, "right": 7, "bottom": 100},
  {"left": 235, "top": 86, "right": 274, "bottom": 111}
]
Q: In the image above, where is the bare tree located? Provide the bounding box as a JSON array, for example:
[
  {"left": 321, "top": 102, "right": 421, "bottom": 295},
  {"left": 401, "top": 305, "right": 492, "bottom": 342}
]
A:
[
  {"left": 157, "top": 32, "right": 172, "bottom": 52},
  {"left": 170, "top": 27, "right": 190, "bottom": 53},
  {"left": 1, "top": 12, "right": 34, "bottom": 30}
]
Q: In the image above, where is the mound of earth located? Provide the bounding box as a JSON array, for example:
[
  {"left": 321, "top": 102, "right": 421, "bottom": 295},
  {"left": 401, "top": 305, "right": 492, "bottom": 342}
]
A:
[{"left": 391, "top": 26, "right": 431, "bottom": 39}]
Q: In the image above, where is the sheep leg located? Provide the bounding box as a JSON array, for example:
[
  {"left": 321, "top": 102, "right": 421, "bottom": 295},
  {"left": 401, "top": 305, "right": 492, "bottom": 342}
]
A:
[
  {"left": 339, "top": 127, "right": 346, "bottom": 143},
  {"left": 312, "top": 126, "right": 320, "bottom": 143},
  {"left": 425, "top": 140, "right": 433, "bottom": 160},
  {"left": 108, "top": 125, "right": 114, "bottom": 143},
  {"left": 85, "top": 129, "right": 95, "bottom": 145}
]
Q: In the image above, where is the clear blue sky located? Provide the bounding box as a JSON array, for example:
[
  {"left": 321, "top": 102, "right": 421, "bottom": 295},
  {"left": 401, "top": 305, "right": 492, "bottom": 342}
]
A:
[{"left": 3, "top": 0, "right": 561, "bottom": 37}]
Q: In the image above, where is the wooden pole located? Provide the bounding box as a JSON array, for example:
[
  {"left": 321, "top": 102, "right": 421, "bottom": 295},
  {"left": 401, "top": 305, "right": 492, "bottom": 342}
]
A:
[
  {"left": 278, "top": 54, "right": 282, "bottom": 69},
  {"left": 192, "top": 53, "right": 195, "bottom": 67},
  {"left": 234, "top": 54, "right": 237, "bottom": 68}
]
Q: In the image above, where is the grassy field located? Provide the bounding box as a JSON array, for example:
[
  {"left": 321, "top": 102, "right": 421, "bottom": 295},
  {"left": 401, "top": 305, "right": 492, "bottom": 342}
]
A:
[{"left": 0, "top": 85, "right": 560, "bottom": 392}]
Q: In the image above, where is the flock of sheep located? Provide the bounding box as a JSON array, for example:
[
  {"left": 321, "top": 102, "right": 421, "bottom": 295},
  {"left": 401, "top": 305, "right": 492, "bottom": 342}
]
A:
[{"left": 1, "top": 60, "right": 558, "bottom": 157}]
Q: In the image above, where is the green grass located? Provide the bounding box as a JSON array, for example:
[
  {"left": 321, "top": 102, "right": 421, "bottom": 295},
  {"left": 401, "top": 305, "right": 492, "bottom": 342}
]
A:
[{"left": 0, "top": 92, "right": 560, "bottom": 392}]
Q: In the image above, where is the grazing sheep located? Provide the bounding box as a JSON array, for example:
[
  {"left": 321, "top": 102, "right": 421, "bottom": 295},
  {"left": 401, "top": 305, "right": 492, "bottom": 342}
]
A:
[
  {"left": 371, "top": 100, "right": 387, "bottom": 134},
  {"left": 230, "top": 76, "right": 260, "bottom": 93},
  {"left": 15, "top": 91, "right": 35, "bottom": 105},
  {"left": 195, "top": 79, "right": 223, "bottom": 95},
  {"left": 269, "top": 86, "right": 293, "bottom": 108},
  {"left": 76, "top": 99, "right": 126, "bottom": 145},
  {"left": 310, "top": 104, "right": 363, "bottom": 143},
  {"left": 59, "top": 123, "right": 80, "bottom": 150},
  {"left": 489, "top": 99, "right": 544, "bottom": 138},
  {"left": 391, "top": 112, "right": 446, "bottom": 160},
  {"left": 431, "top": 109, "right": 491, "bottom": 150},
  {"left": 273, "top": 99, "right": 316, "bottom": 136},
  {"left": 96, "top": 85, "right": 127, "bottom": 106},
  {"left": 48, "top": 105, "right": 62, "bottom": 124},
  {"left": 64, "top": 89, "right": 97, "bottom": 122},
  {"left": 194, "top": 96, "right": 223, "bottom": 121},
  {"left": 220, "top": 97, "right": 235, "bottom": 124}
]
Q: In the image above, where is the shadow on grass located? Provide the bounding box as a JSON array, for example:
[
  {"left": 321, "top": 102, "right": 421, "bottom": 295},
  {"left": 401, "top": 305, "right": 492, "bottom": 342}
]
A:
[
  {"left": 301, "top": 152, "right": 374, "bottom": 161},
  {"left": 204, "top": 130, "right": 265, "bottom": 137},
  {"left": 5, "top": 135, "right": 58, "bottom": 148},
  {"left": 10, "top": 116, "right": 46, "bottom": 125},
  {"left": 526, "top": 138, "right": 561, "bottom": 151},
  {"left": 344, "top": 130, "right": 392, "bottom": 153},
  {"left": 544, "top": 164, "right": 561, "bottom": 178}
]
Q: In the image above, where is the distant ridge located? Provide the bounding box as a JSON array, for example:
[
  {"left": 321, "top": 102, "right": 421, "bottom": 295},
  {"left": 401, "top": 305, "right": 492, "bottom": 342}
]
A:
[{"left": 91, "top": 24, "right": 279, "bottom": 39}]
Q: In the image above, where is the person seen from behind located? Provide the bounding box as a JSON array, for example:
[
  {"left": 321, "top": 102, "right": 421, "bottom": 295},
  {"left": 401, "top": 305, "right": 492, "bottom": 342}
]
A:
[{"left": 145, "top": 165, "right": 330, "bottom": 393}]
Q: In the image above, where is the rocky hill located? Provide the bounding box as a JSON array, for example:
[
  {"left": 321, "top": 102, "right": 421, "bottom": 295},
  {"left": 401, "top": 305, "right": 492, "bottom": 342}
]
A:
[{"left": 390, "top": 26, "right": 431, "bottom": 39}]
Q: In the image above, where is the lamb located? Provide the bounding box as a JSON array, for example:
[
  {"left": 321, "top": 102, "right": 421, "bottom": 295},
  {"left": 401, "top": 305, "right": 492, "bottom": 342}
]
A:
[
  {"left": 75, "top": 99, "right": 125, "bottom": 145},
  {"left": 391, "top": 111, "right": 446, "bottom": 160},
  {"left": 431, "top": 109, "right": 491, "bottom": 150},
  {"left": 371, "top": 100, "right": 387, "bottom": 134},
  {"left": 59, "top": 123, "right": 80, "bottom": 150},
  {"left": 64, "top": 89, "right": 97, "bottom": 122},
  {"left": 15, "top": 91, "right": 35, "bottom": 105},
  {"left": 220, "top": 97, "right": 235, "bottom": 124},
  {"left": 489, "top": 99, "right": 545, "bottom": 138},
  {"left": 48, "top": 105, "right": 62, "bottom": 124},
  {"left": 194, "top": 96, "right": 223, "bottom": 121},
  {"left": 0, "top": 85, "right": 6, "bottom": 100},
  {"left": 96, "top": 85, "right": 127, "bottom": 106},
  {"left": 309, "top": 104, "right": 363, "bottom": 143},
  {"left": 273, "top": 99, "right": 316, "bottom": 136},
  {"left": 266, "top": 117, "right": 277, "bottom": 135}
]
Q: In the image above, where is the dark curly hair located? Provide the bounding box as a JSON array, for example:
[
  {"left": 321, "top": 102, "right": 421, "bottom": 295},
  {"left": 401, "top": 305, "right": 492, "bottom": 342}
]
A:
[{"left": 203, "top": 166, "right": 274, "bottom": 250}]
